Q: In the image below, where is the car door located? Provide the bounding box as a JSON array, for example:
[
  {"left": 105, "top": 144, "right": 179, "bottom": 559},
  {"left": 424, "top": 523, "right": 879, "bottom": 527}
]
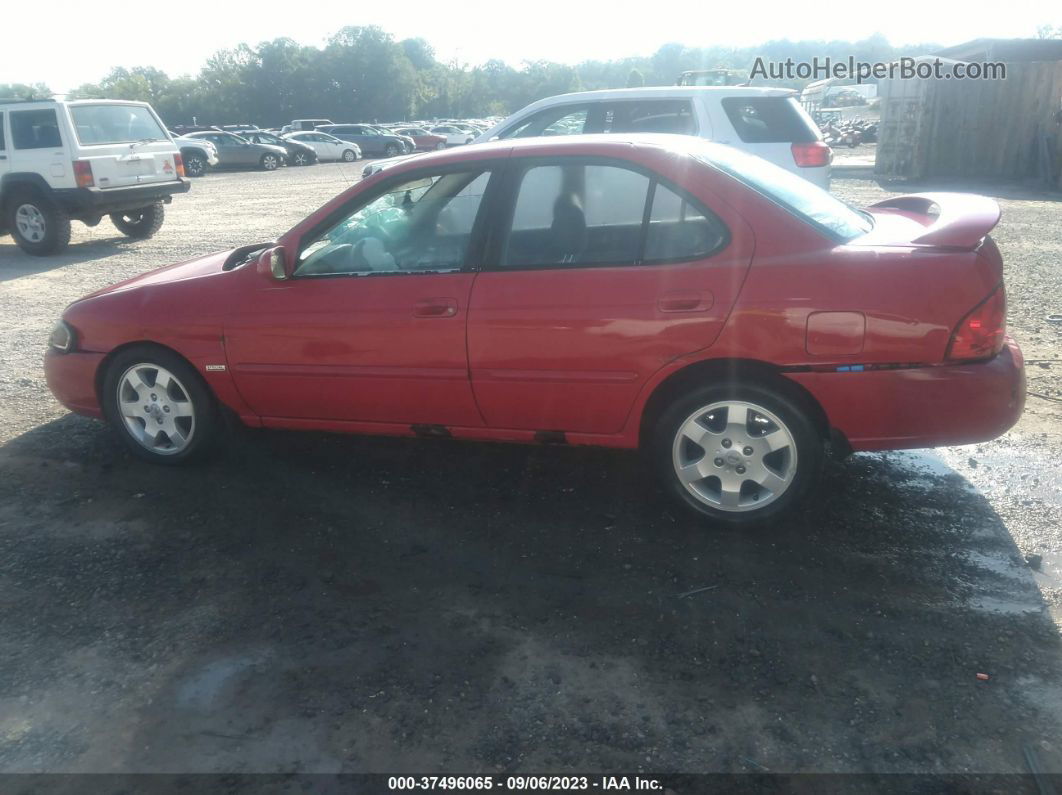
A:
[
  {"left": 224, "top": 164, "right": 500, "bottom": 426},
  {"left": 319, "top": 134, "right": 344, "bottom": 160},
  {"left": 467, "top": 154, "right": 755, "bottom": 435},
  {"left": 0, "top": 112, "right": 9, "bottom": 183}
]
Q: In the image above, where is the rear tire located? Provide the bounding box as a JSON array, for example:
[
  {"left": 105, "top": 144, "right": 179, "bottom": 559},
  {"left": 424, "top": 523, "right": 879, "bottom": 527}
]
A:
[
  {"left": 384, "top": 143, "right": 399, "bottom": 157},
  {"left": 183, "top": 151, "right": 207, "bottom": 177},
  {"left": 110, "top": 203, "right": 165, "bottom": 239},
  {"left": 7, "top": 191, "right": 71, "bottom": 256},
  {"left": 101, "top": 345, "right": 220, "bottom": 465},
  {"left": 651, "top": 380, "right": 823, "bottom": 526}
]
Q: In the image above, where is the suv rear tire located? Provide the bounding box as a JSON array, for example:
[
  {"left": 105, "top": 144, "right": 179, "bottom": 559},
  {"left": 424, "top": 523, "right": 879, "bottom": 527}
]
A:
[
  {"left": 7, "top": 192, "right": 72, "bottom": 256},
  {"left": 111, "top": 203, "right": 165, "bottom": 239}
]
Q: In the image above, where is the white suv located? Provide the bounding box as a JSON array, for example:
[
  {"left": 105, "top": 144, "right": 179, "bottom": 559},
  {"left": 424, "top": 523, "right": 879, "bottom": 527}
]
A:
[
  {"left": 0, "top": 98, "right": 189, "bottom": 256},
  {"left": 476, "top": 87, "right": 831, "bottom": 188}
]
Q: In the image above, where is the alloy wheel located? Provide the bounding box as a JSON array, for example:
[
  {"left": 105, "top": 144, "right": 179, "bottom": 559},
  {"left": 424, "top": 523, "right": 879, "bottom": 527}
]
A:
[
  {"left": 15, "top": 204, "right": 46, "bottom": 243},
  {"left": 116, "top": 363, "right": 196, "bottom": 455},
  {"left": 671, "top": 400, "right": 798, "bottom": 512}
]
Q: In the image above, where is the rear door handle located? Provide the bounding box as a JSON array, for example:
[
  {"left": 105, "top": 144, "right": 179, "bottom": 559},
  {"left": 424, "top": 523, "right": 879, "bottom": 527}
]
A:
[
  {"left": 414, "top": 297, "right": 459, "bottom": 318},
  {"left": 658, "top": 290, "right": 712, "bottom": 313}
]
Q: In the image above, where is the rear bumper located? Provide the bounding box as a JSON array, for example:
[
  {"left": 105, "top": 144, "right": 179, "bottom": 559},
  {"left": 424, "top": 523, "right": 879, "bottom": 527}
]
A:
[
  {"left": 787, "top": 338, "right": 1025, "bottom": 452},
  {"left": 44, "top": 350, "right": 105, "bottom": 419},
  {"left": 54, "top": 180, "right": 190, "bottom": 216}
]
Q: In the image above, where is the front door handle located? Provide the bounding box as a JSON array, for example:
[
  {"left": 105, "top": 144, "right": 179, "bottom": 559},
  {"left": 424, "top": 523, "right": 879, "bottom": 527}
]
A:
[
  {"left": 658, "top": 290, "right": 713, "bottom": 313},
  {"left": 414, "top": 297, "right": 459, "bottom": 318}
]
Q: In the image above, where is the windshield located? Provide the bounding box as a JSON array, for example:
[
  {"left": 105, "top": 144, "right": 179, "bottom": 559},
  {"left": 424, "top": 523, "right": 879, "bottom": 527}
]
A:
[
  {"left": 694, "top": 144, "right": 872, "bottom": 241},
  {"left": 70, "top": 104, "right": 167, "bottom": 145}
]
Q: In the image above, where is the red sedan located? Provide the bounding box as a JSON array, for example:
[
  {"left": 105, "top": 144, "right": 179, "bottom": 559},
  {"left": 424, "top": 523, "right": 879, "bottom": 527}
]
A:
[
  {"left": 393, "top": 127, "right": 448, "bottom": 151},
  {"left": 44, "top": 135, "right": 1025, "bottom": 524}
]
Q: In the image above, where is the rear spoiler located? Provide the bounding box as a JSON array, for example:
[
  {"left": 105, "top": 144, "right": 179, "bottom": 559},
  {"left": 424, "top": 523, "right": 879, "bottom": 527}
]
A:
[{"left": 868, "top": 192, "right": 1001, "bottom": 249}]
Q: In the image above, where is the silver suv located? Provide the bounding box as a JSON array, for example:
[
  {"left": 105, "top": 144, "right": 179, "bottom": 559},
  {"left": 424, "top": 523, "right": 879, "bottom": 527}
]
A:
[{"left": 0, "top": 98, "right": 189, "bottom": 256}]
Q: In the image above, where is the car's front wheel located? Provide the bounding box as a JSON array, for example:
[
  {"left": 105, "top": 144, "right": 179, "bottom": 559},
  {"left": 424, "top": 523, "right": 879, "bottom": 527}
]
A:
[
  {"left": 435, "top": 141, "right": 446, "bottom": 150},
  {"left": 102, "top": 346, "right": 219, "bottom": 464},
  {"left": 384, "top": 143, "right": 400, "bottom": 157},
  {"left": 342, "top": 149, "right": 357, "bottom": 162},
  {"left": 6, "top": 192, "right": 71, "bottom": 256},
  {"left": 292, "top": 151, "right": 311, "bottom": 166},
  {"left": 652, "top": 381, "right": 823, "bottom": 525},
  {"left": 110, "top": 203, "right": 165, "bottom": 239},
  {"left": 260, "top": 153, "right": 280, "bottom": 171}
]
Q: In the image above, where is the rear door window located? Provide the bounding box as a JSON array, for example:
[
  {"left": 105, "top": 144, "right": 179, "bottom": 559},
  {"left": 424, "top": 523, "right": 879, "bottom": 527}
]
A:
[
  {"left": 720, "top": 97, "right": 819, "bottom": 143},
  {"left": 602, "top": 100, "right": 697, "bottom": 135},
  {"left": 644, "top": 182, "right": 728, "bottom": 261},
  {"left": 11, "top": 109, "right": 62, "bottom": 150}
]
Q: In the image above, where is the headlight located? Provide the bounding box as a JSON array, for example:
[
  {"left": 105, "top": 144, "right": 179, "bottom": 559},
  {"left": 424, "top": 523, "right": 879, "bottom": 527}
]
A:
[{"left": 48, "top": 321, "right": 75, "bottom": 353}]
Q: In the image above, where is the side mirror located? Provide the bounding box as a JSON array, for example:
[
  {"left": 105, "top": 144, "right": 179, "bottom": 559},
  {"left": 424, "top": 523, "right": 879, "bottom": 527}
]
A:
[{"left": 257, "top": 246, "right": 289, "bottom": 281}]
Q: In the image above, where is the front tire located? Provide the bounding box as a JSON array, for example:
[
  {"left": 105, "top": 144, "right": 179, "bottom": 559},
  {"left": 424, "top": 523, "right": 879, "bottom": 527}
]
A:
[
  {"left": 384, "top": 143, "right": 400, "bottom": 157},
  {"left": 651, "top": 381, "right": 823, "bottom": 525},
  {"left": 102, "top": 346, "right": 219, "bottom": 465},
  {"left": 260, "top": 153, "right": 280, "bottom": 171},
  {"left": 342, "top": 149, "right": 356, "bottom": 162},
  {"left": 7, "top": 192, "right": 71, "bottom": 256},
  {"left": 110, "top": 203, "right": 164, "bottom": 239},
  {"left": 435, "top": 141, "right": 446, "bottom": 150},
  {"left": 292, "top": 151, "right": 311, "bottom": 166}
]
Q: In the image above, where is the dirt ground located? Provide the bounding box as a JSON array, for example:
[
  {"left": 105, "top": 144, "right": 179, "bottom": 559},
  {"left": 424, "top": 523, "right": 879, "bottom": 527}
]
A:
[{"left": 0, "top": 162, "right": 1060, "bottom": 777}]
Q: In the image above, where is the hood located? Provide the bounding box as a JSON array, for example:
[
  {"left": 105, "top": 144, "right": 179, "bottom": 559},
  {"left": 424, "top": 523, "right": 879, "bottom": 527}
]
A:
[{"left": 77, "top": 248, "right": 234, "bottom": 301}]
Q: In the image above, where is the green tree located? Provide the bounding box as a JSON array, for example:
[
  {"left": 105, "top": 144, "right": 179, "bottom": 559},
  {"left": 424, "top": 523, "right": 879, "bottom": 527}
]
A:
[{"left": 626, "top": 68, "right": 645, "bottom": 88}]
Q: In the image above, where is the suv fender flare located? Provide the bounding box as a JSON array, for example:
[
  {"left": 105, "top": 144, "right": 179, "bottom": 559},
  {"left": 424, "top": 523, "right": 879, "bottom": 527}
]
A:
[{"left": 0, "top": 172, "right": 55, "bottom": 205}]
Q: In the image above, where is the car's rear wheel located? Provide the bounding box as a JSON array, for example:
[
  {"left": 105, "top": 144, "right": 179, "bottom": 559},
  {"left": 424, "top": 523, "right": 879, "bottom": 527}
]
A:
[
  {"left": 652, "top": 381, "right": 823, "bottom": 525},
  {"left": 384, "top": 143, "right": 399, "bottom": 157},
  {"left": 7, "top": 192, "right": 71, "bottom": 256},
  {"left": 102, "top": 346, "right": 219, "bottom": 465},
  {"left": 292, "top": 151, "right": 311, "bottom": 166},
  {"left": 260, "top": 153, "right": 280, "bottom": 171},
  {"left": 183, "top": 152, "right": 207, "bottom": 177},
  {"left": 110, "top": 203, "right": 165, "bottom": 239},
  {"left": 342, "top": 149, "right": 356, "bottom": 162}
]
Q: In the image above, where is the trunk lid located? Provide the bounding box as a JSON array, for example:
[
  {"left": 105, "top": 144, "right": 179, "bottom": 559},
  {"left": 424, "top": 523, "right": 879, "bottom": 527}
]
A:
[{"left": 65, "top": 102, "right": 183, "bottom": 189}]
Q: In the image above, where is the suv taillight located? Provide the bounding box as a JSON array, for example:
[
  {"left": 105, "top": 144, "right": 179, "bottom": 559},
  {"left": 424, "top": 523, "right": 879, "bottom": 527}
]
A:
[
  {"left": 946, "top": 284, "right": 1007, "bottom": 362},
  {"left": 791, "top": 141, "right": 832, "bottom": 168},
  {"left": 174, "top": 153, "right": 186, "bottom": 178},
  {"left": 72, "top": 160, "right": 95, "bottom": 188}
]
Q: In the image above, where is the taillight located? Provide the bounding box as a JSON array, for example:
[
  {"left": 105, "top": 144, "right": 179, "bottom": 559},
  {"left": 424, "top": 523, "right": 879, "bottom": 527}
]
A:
[
  {"left": 174, "top": 152, "right": 186, "bottom": 178},
  {"left": 946, "top": 284, "right": 1006, "bottom": 362},
  {"left": 72, "top": 159, "right": 94, "bottom": 188},
  {"left": 791, "top": 141, "right": 832, "bottom": 168}
]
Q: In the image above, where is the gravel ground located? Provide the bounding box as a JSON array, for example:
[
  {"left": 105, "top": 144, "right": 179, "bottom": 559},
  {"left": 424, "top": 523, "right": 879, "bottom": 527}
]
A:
[{"left": 0, "top": 164, "right": 1060, "bottom": 776}]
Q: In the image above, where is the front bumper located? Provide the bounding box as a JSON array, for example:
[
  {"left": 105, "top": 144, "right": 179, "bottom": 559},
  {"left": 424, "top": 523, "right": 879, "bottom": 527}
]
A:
[
  {"left": 787, "top": 338, "right": 1025, "bottom": 452},
  {"left": 44, "top": 349, "right": 106, "bottom": 419},
  {"left": 54, "top": 179, "right": 190, "bottom": 217}
]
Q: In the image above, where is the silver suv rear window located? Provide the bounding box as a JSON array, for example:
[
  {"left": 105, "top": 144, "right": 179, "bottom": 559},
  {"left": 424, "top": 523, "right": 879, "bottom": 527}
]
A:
[
  {"left": 70, "top": 104, "right": 167, "bottom": 145},
  {"left": 721, "top": 97, "right": 820, "bottom": 144}
]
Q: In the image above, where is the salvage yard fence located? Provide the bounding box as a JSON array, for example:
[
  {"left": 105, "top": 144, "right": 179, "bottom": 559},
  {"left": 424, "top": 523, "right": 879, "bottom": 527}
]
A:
[{"left": 876, "top": 60, "right": 1062, "bottom": 186}]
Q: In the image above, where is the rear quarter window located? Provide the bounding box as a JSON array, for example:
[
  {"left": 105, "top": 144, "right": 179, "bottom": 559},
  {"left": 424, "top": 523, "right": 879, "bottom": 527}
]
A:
[
  {"left": 720, "top": 97, "right": 819, "bottom": 144},
  {"left": 11, "top": 108, "right": 62, "bottom": 150}
]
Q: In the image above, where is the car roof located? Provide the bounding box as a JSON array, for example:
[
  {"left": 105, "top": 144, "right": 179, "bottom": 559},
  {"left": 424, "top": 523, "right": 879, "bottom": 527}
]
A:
[{"left": 378, "top": 133, "right": 734, "bottom": 175}]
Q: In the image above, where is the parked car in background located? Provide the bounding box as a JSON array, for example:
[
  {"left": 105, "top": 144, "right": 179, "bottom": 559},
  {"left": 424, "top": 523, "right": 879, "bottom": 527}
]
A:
[
  {"left": 316, "top": 125, "right": 409, "bottom": 158},
  {"left": 237, "top": 130, "right": 318, "bottom": 166},
  {"left": 182, "top": 131, "right": 288, "bottom": 171},
  {"left": 222, "top": 124, "right": 259, "bottom": 132},
  {"left": 430, "top": 125, "right": 476, "bottom": 146},
  {"left": 392, "top": 127, "right": 447, "bottom": 151},
  {"left": 0, "top": 98, "right": 189, "bottom": 255},
  {"left": 370, "top": 127, "right": 415, "bottom": 153},
  {"left": 43, "top": 135, "right": 1023, "bottom": 526},
  {"left": 169, "top": 132, "right": 219, "bottom": 177},
  {"left": 282, "top": 131, "right": 360, "bottom": 162},
  {"left": 474, "top": 86, "right": 832, "bottom": 188},
  {"left": 280, "top": 119, "right": 333, "bottom": 135}
]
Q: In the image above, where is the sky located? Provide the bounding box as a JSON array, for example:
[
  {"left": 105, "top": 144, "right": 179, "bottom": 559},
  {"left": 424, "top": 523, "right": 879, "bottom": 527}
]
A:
[{"left": 4, "top": 0, "right": 1055, "bottom": 91}]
